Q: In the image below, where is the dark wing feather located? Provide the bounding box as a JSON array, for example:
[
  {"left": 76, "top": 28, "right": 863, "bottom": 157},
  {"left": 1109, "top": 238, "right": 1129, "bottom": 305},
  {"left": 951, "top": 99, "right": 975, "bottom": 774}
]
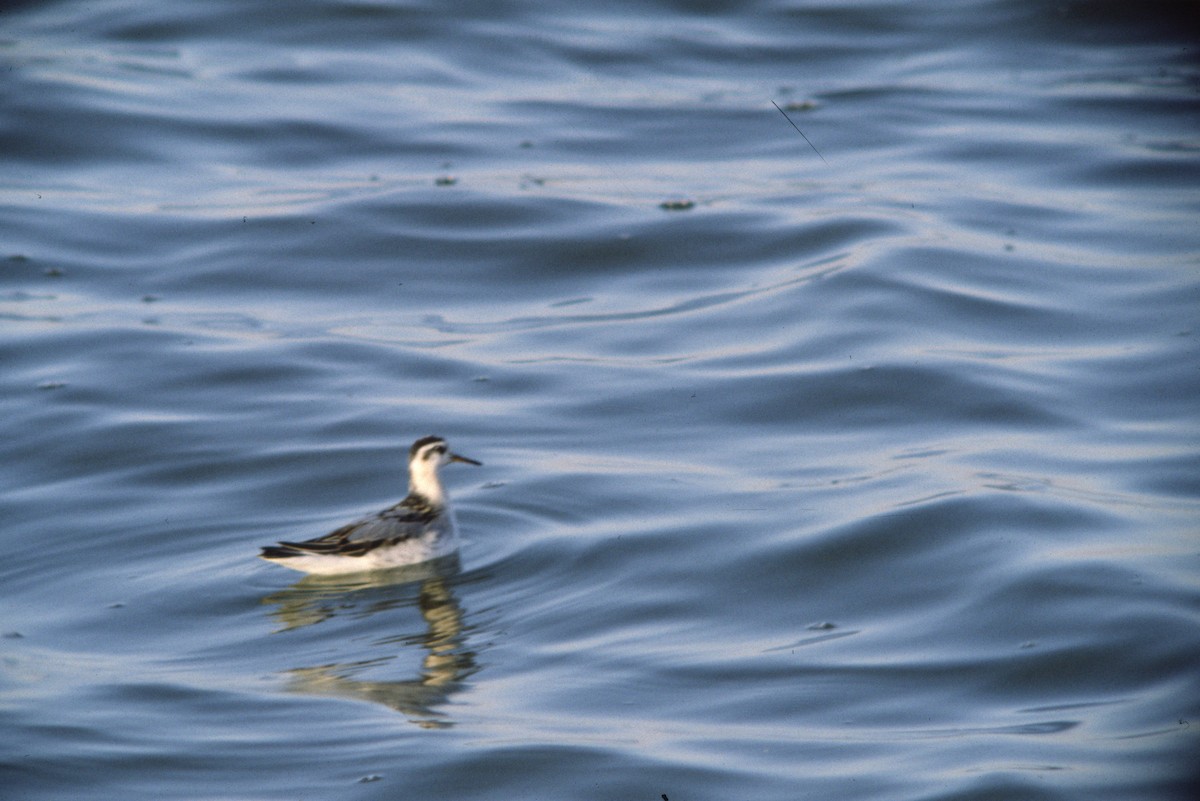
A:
[{"left": 260, "top": 496, "right": 441, "bottom": 559}]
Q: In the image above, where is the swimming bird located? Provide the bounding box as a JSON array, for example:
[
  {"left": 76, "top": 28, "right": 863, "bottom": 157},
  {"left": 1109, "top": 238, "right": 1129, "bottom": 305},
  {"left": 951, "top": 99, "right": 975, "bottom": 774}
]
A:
[{"left": 260, "top": 436, "right": 481, "bottom": 575}]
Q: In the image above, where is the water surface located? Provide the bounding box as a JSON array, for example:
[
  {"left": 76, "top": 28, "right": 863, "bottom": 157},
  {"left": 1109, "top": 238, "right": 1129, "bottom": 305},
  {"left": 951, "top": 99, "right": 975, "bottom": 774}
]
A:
[{"left": 2, "top": 1, "right": 1198, "bottom": 799}]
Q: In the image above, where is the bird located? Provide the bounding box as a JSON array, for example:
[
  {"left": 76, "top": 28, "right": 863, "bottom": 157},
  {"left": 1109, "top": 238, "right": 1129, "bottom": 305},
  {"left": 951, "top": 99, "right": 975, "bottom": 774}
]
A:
[{"left": 260, "top": 435, "right": 481, "bottom": 575}]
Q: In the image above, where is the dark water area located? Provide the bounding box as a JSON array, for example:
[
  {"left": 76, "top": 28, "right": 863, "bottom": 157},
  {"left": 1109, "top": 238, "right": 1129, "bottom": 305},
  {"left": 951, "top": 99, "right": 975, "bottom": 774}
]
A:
[{"left": 2, "top": 1, "right": 1198, "bottom": 799}]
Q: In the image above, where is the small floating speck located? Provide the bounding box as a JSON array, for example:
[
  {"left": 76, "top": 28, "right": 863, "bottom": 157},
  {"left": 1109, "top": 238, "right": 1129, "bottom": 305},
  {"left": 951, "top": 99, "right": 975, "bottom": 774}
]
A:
[
  {"left": 44, "top": 267, "right": 64, "bottom": 277},
  {"left": 141, "top": 294, "right": 159, "bottom": 303},
  {"left": 784, "top": 99, "right": 819, "bottom": 112},
  {"left": 519, "top": 140, "right": 534, "bottom": 148},
  {"left": 435, "top": 175, "right": 457, "bottom": 186},
  {"left": 807, "top": 621, "right": 837, "bottom": 631},
  {"left": 3, "top": 631, "right": 23, "bottom": 639},
  {"left": 36, "top": 380, "right": 67, "bottom": 390},
  {"left": 481, "top": 481, "right": 507, "bottom": 490},
  {"left": 472, "top": 376, "right": 490, "bottom": 383},
  {"left": 108, "top": 602, "right": 125, "bottom": 609},
  {"left": 659, "top": 199, "right": 695, "bottom": 211},
  {"left": 358, "top": 775, "right": 383, "bottom": 784},
  {"left": 8, "top": 254, "right": 30, "bottom": 262}
]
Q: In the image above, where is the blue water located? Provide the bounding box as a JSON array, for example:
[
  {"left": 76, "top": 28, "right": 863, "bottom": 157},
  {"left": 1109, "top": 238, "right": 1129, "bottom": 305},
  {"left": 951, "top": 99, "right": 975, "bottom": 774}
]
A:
[{"left": 2, "top": 1, "right": 1198, "bottom": 799}]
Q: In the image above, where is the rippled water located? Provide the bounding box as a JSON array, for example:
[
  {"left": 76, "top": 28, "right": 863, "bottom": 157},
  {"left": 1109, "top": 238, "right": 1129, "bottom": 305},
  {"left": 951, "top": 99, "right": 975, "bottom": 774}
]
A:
[{"left": 2, "top": 1, "right": 1198, "bottom": 799}]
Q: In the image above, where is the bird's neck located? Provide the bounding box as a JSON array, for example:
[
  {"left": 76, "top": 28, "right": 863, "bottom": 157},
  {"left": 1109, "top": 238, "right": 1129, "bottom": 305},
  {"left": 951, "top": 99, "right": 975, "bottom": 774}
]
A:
[{"left": 408, "top": 461, "right": 446, "bottom": 507}]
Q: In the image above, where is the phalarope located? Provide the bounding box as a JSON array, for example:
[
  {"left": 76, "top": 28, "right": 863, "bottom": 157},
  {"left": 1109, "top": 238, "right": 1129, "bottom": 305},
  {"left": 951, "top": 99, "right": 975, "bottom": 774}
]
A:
[{"left": 260, "top": 436, "right": 481, "bottom": 575}]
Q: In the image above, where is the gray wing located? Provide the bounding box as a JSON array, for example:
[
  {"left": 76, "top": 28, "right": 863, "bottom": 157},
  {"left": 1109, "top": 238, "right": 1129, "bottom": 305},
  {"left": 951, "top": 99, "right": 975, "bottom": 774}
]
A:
[{"left": 261, "top": 500, "right": 439, "bottom": 559}]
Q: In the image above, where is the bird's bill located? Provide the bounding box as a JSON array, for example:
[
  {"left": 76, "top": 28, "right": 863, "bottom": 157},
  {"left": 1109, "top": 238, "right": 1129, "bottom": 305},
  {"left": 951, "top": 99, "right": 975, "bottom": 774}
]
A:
[{"left": 450, "top": 452, "right": 482, "bottom": 466}]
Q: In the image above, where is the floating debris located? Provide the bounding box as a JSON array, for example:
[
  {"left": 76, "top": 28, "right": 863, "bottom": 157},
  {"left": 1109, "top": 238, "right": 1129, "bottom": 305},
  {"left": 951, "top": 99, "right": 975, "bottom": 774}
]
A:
[
  {"left": 772, "top": 100, "right": 828, "bottom": 165},
  {"left": 659, "top": 199, "right": 695, "bottom": 211},
  {"left": 434, "top": 175, "right": 457, "bottom": 186}
]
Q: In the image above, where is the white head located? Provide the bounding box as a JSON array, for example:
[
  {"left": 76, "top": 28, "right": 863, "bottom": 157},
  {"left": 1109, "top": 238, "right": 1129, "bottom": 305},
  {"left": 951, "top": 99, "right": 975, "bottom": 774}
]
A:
[{"left": 407, "top": 435, "right": 481, "bottom": 505}]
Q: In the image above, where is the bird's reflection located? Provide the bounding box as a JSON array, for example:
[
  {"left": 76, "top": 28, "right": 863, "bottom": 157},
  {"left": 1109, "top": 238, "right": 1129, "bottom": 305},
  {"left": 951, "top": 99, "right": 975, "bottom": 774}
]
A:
[{"left": 261, "top": 555, "right": 479, "bottom": 728}]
